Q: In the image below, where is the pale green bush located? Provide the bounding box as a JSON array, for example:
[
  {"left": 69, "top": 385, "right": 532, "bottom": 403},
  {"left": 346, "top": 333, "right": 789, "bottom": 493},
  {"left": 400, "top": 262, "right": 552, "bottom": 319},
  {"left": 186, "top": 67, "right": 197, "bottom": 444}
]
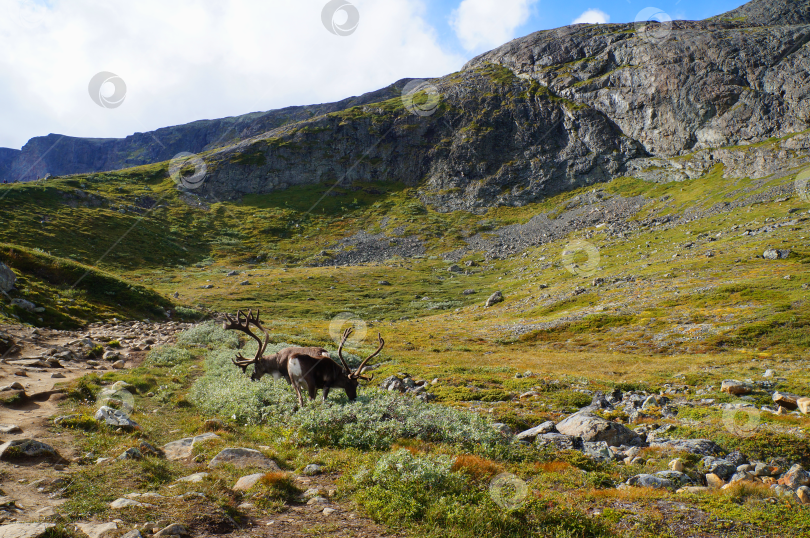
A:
[
  {"left": 175, "top": 321, "right": 239, "bottom": 348},
  {"left": 146, "top": 345, "right": 194, "bottom": 366}
]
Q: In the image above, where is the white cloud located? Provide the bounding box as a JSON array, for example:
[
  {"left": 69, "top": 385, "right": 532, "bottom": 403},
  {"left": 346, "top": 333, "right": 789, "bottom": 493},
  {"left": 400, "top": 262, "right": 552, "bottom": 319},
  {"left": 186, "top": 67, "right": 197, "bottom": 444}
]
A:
[
  {"left": 450, "top": 0, "right": 538, "bottom": 52},
  {"left": 572, "top": 9, "right": 610, "bottom": 25},
  {"left": 0, "top": 0, "right": 465, "bottom": 149}
]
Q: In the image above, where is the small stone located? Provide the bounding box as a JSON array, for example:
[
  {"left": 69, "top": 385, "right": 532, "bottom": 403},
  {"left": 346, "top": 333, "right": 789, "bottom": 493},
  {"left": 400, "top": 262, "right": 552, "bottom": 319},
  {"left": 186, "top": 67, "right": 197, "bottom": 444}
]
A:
[
  {"left": 232, "top": 473, "right": 264, "bottom": 491},
  {"left": 112, "top": 360, "right": 126, "bottom": 369},
  {"left": 154, "top": 524, "right": 187, "bottom": 538},
  {"left": 0, "top": 424, "right": 22, "bottom": 434},
  {"left": 797, "top": 486, "right": 810, "bottom": 505},
  {"left": 773, "top": 392, "right": 802, "bottom": 410},
  {"left": 798, "top": 397, "right": 810, "bottom": 415},
  {"left": 323, "top": 507, "right": 337, "bottom": 516},
  {"left": 0, "top": 439, "right": 60, "bottom": 460},
  {"left": 176, "top": 472, "right": 209, "bottom": 483},
  {"left": 705, "top": 473, "right": 725, "bottom": 488},
  {"left": 76, "top": 522, "right": 118, "bottom": 538},
  {"left": 721, "top": 380, "right": 752, "bottom": 396},
  {"left": 669, "top": 458, "right": 685, "bottom": 472},
  {"left": 302, "top": 463, "right": 323, "bottom": 476},
  {"left": 485, "top": 291, "right": 503, "bottom": 307},
  {"left": 95, "top": 406, "right": 139, "bottom": 430},
  {"left": 121, "top": 531, "right": 143, "bottom": 538},
  {"left": 116, "top": 448, "right": 143, "bottom": 461},
  {"left": 110, "top": 498, "right": 154, "bottom": 509},
  {"left": 208, "top": 448, "right": 280, "bottom": 470},
  {"left": 0, "top": 523, "right": 55, "bottom": 538},
  {"left": 306, "top": 496, "right": 329, "bottom": 505},
  {"left": 51, "top": 373, "right": 66, "bottom": 379}
]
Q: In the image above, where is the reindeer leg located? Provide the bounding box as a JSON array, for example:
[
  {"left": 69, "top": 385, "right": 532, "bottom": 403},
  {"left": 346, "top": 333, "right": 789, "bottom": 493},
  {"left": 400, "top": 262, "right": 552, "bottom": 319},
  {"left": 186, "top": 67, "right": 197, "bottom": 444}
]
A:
[
  {"left": 322, "top": 386, "right": 331, "bottom": 403},
  {"left": 308, "top": 382, "right": 317, "bottom": 402}
]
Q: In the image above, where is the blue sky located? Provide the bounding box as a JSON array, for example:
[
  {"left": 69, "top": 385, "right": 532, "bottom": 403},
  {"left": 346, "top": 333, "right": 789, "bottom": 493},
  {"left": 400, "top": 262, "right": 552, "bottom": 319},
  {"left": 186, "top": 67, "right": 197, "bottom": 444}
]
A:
[{"left": 0, "top": 0, "right": 749, "bottom": 149}]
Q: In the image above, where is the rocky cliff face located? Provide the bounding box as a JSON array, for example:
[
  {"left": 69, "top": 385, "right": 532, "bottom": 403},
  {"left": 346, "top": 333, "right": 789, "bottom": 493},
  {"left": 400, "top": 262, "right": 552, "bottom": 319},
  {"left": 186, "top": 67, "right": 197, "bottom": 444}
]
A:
[
  {"left": 0, "top": 81, "right": 410, "bottom": 182},
  {"left": 194, "top": 0, "right": 810, "bottom": 211},
  {"left": 5, "top": 0, "right": 810, "bottom": 213}
]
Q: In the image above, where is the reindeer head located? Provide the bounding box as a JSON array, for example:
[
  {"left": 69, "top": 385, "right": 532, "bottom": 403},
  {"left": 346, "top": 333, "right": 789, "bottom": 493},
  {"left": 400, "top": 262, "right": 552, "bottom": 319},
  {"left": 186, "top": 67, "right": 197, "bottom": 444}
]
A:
[
  {"left": 335, "top": 327, "right": 384, "bottom": 400},
  {"left": 222, "top": 309, "right": 269, "bottom": 381}
]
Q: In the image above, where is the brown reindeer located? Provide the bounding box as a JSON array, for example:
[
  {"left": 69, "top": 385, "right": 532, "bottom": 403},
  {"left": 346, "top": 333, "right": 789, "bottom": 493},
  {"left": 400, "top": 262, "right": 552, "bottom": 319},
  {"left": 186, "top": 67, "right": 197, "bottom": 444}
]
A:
[
  {"left": 286, "top": 327, "right": 384, "bottom": 406},
  {"left": 222, "top": 309, "right": 330, "bottom": 383}
]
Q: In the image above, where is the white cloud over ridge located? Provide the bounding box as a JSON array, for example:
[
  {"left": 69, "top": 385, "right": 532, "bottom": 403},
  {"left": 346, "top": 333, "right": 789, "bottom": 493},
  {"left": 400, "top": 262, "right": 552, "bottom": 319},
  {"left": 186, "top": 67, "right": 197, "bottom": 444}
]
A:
[
  {"left": 0, "top": 0, "right": 465, "bottom": 149},
  {"left": 450, "top": 0, "right": 538, "bottom": 52},
  {"left": 573, "top": 8, "right": 610, "bottom": 25}
]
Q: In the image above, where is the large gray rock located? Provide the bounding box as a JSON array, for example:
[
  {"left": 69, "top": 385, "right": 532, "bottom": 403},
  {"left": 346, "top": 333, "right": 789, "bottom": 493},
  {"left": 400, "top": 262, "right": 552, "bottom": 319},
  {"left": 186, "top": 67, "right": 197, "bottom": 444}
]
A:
[
  {"left": 94, "top": 406, "right": 139, "bottom": 430},
  {"left": 208, "top": 448, "right": 280, "bottom": 470},
  {"left": 555, "top": 412, "right": 644, "bottom": 447},
  {"left": 485, "top": 291, "right": 503, "bottom": 307},
  {"left": 0, "top": 263, "right": 15, "bottom": 292},
  {"left": 534, "top": 433, "right": 583, "bottom": 451},
  {"left": 763, "top": 249, "right": 791, "bottom": 260},
  {"left": 649, "top": 439, "right": 723, "bottom": 456},
  {"left": 627, "top": 474, "right": 675, "bottom": 490},
  {"left": 516, "top": 421, "right": 557, "bottom": 441},
  {"left": 0, "top": 524, "right": 55, "bottom": 538},
  {"left": 162, "top": 433, "right": 220, "bottom": 461},
  {"left": 0, "top": 439, "right": 59, "bottom": 460}
]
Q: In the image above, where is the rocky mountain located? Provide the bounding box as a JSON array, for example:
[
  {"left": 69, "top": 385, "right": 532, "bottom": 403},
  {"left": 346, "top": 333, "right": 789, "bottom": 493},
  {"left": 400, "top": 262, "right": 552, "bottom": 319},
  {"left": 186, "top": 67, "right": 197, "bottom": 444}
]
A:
[
  {"left": 5, "top": 0, "right": 810, "bottom": 214},
  {"left": 0, "top": 81, "right": 411, "bottom": 182}
]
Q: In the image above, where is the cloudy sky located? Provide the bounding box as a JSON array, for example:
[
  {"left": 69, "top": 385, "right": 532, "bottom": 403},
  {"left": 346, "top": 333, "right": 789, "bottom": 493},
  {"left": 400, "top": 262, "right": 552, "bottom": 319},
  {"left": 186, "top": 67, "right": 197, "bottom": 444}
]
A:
[{"left": 0, "top": 0, "right": 745, "bottom": 149}]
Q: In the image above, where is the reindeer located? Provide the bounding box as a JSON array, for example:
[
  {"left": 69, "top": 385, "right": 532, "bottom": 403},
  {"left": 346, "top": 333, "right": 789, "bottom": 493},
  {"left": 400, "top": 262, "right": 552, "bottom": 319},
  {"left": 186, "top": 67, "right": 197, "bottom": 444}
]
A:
[
  {"left": 286, "top": 327, "right": 384, "bottom": 406},
  {"left": 222, "top": 309, "right": 330, "bottom": 382}
]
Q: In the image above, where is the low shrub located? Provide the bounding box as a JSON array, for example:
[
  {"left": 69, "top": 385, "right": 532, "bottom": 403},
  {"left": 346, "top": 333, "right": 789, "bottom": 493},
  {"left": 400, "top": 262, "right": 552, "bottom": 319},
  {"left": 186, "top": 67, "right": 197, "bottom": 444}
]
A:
[
  {"left": 146, "top": 345, "right": 195, "bottom": 367},
  {"left": 175, "top": 321, "right": 239, "bottom": 348}
]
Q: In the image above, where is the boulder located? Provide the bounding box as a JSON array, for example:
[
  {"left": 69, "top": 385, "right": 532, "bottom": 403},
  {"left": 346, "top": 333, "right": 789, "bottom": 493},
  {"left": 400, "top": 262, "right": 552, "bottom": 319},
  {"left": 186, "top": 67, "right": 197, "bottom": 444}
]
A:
[
  {"left": 721, "top": 380, "right": 753, "bottom": 395},
  {"left": 763, "top": 249, "right": 791, "bottom": 260},
  {"left": 95, "top": 406, "right": 139, "bottom": 430},
  {"left": 162, "top": 433, "right": 219, "bottom": 460},
  {"left": 668, "top": 458, "right": 685, "bottom": 472},
  {"left": 583, "top": 441, "right": 613, "bottom": 462},
  {"left": 555, "top": 412, "right": 643, "bottom": 447},
  {"left": 233, "top": 473, "right": 264, "bottom": 491},
  {"left": 649, "top": 439, "right": 723, "bottom": 456},
  {"left": 0, "top": 262, "right": 16, "bottom": 292},
  {"left": 516, "top": 421, "right": 557, "bottom": 441},
  {"left": 655, "top": 470, "right": 693, "bottom": 487},
  {"left": 535, "top": 433, "right": 583, "bottom": 451},
  {"left": 702, "top": 458, "right": 737, "bottom": 481},
  {"left": 303, "top": 463, "right": 323, "bottom": 476},
  {"left": 75, "top": 522, "right": 118, "bottom": 538},
  {"left": 706, "top": 473, "right": 726, "bottom": 488},
  {"left": 0, "top": 424, "right": 22, "bottom": 434},
  {"left": 10, "top": 299, "right": 36, "bottom": 312},
  {"left": 154, "top": 524, "right": 187, "bottom": 538},
  {"left": 797, "top": 397, "right": 810, "bottom": 415},
  {"left": 627, "top": 474, "right": 675, "bottom": 490},
  {"left": 208, "top": 448, "right": 280, "bottom": 470},
  {"left": 0, "top": 524, "right": 55, "bottom": 538},
  {"left": 485, "top": 291, "right": 503, "bottom": 307},
  {"left": 772, "top": 392, "right": 802, "bottom": 410},
  {"left": 778, "top": 465, "right": 810, "bottom": 489},
  {"left": 798, "top": 486, "right": 810, "bottom": 505},
  {"left": 0, "top": 439, "right": 59, "bottom": 460}
]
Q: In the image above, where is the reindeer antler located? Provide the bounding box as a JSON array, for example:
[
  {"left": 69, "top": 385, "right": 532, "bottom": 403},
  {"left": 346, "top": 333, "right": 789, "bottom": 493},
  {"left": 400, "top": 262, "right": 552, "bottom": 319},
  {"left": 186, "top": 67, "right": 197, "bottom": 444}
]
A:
[
  {"left": 223, "top": 309, "right": 269, "bottom": 370},
  {"left": 351, "top": 332, "right": 384, "bottom": 381},
  {"left": 336, "top": 327, "right": 354, "bottom": 372}
]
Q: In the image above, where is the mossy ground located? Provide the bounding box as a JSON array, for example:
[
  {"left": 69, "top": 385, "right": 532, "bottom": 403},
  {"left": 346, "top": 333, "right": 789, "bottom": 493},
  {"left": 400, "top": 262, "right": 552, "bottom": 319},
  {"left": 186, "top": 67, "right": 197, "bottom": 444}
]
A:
[{"left": 2, "top": 146, "right": 809, "bottom": 535}]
